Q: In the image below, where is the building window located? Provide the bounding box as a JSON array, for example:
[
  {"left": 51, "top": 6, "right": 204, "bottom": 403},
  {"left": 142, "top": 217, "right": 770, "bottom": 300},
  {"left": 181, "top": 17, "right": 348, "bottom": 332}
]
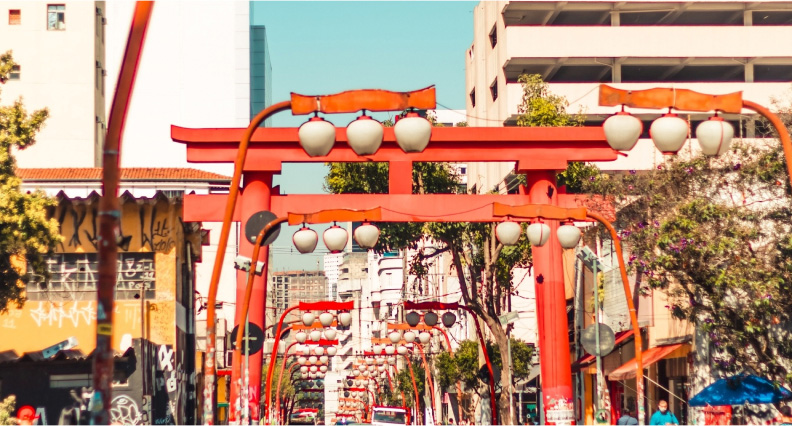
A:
[
  {"left": 50, "top": 374, "right": 91, "bottom": 389},
  {"left": 469, "top": 88, "right": 476, "bottom": 107},
  {"left": 489, "top": 25, "right": 497, "bottom": 48},
  {"left": 9, "top": 65, "right": 20, "bottom": 80},
  {"left": 8, "top": 9, "right": 20, "bottom": 25},
  {"left": 490, "top": 79, "right": 498, "bottom": 101},
  {"left": 47, "top": 4, "right": 65, "bottom": 30}
]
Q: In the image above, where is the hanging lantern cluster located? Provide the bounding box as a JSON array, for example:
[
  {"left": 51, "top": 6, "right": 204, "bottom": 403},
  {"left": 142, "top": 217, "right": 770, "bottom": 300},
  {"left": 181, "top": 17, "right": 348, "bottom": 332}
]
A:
[
  {"left": 495, "top": 220, "right": 582, "bottom": 249},
  {"left": 298, "top": 109, "right": 432, "bottom": 157},
  {"left": 293, "top": 221, "right": 380, "bottom": 254},
  {"left": 603, "top": 107, "right": 734, "bottom": 156}
]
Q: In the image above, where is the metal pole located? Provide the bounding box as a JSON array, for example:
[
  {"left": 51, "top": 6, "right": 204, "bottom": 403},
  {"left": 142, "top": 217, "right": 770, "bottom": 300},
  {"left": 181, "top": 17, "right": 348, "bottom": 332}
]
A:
[
  {"left": 508, "top": 335, "right": 514, "bottom": 424},
  {"left": 244, "top": 312, "right": 250, "bottom": 425},
  {"left": 593, "top": 260, "right": 603, "bottom": 413}
]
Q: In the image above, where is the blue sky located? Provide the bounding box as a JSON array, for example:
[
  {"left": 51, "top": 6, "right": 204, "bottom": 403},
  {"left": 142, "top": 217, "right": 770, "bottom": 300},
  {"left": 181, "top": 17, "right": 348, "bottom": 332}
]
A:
[{"left": 250, "top": 1, "right": 476, "bottom": 270}]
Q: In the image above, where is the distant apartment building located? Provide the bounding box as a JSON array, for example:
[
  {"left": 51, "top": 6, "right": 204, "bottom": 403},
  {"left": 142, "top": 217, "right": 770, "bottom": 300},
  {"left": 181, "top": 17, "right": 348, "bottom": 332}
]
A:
[
  {"left": 0, "top": 1, "right": 106, "bottom": 167},
  {"left": 271, "top": 270, "right": 328, "bottom": 322}
]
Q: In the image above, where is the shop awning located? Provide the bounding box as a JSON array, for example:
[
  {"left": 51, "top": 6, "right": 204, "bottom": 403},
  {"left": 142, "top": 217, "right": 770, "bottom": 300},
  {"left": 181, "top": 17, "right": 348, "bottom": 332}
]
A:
[
  {"left": 571, "top": 330, "right": 634, "bottom": 372},
  {"left": 608, "top": 343, "right": 688, "bottom": 381}
]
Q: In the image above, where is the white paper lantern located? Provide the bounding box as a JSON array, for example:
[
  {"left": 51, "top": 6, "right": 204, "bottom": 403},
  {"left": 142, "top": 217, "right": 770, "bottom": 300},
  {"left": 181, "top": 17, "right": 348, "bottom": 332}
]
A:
[
  {"left": 310, "top": 330, "right": 322, "bottom": 342},
  {"left": 603, "top": 111, "right": 643, "bottom": 151},
  {"left": 310, "top": 366, "right": 318, "bottom": 373},
  {"left": 327, "top": 346, "right": 338, "bottom": 356},
  {"left": 320, "top": 365, "right": 328, "bottom": 373},
  {"left": 495, "top": 221, "right": 522, "bottom": 246},
  {"left": 557, "top": 224, "right": 582, "bottom": 249},
  {"left": 298, "top": 356, "right": 307, "bottom": 365},
  {"left": 302, "top": 312, "right": 316, "bottom": 327},
  {"left": 295, "top": 331, "right": 308, "bottom": 343},
  {"left": 302, "top": 346, "right": 312, "bottom": 356},
  {"left": 338, "top": 312, "right": 352, "bottom": 327},
  {"left": 301, "top": 372, "right": 308, "bottom": 379},
  {"left": 299, "top": 116, "right": 336, "bottom": 157},
  {"left": 320, "top": 355, "right": 329, "bottom": 364},
  {"left": 403, "top": 331, "right": 416, "bottom": 343},
  {"left": 314, "top": 346, "right": 325, "bottom": 356},
  {"left": 353, "top": 222, "right": 380, "bottom": 249},
  {"left": 650, "top": 113, "right": 689, "bottom": 154},
  {"left": 419, "top": 331, "right": 431, "bottom": 344},
  {"left": 385, "top": 345, "right": 396, "bottom": 355},
  {"left": 372, "top": 344, "right": 382, "bottom": 355},
  {"left": 527, "top": 222, "right": 551, "bottom": 247},
  {"left": 309, "top": 356, "right": 318, "bottom": 364},
  {"left": 397, "top": 346, "right": 408, "bottom": 355},
  {"left": 388, "top": 331, "right": 402, "bottom": 344},
  {"left": 293, "top": 227, "right": 319, "bottom": 254},
  {"left": 300, "top": 366, "right": 309, "bottom": 373},
  {"left": 323, "top": 225, "right": 348, "bottom": 253},
  {"left": 394, "top": 112, "right": 431, "bottom": 153},
  {"left": 696, "top": 116, "right": 734, "bottom": 156},
  {"left": 346, "top": 115, "right": 384, "bottom": 155},
  {"left": 319, "top": 312, "right": 335, "bottom": 327}
]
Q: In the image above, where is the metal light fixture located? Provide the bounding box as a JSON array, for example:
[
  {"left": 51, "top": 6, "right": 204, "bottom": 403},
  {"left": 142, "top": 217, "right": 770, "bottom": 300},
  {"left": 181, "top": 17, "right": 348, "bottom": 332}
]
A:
[
  {"left": 346, "top": 114, "right": 383, "bottom": 155},
  {"left": 442, "top": 312, "right": 456, "bottom": 328},
  {"left": 394, "top": 111, "right": 432, "bottom": 153},
  {"left": 323, "top": 224, "right": 348, "bottom": 253},
  {"left": 527, "top": 222, "right": 551, "bottom": 247},
  {"left": 353, "top": 221, "right": 380, "bottom": 249},
  {"left": 650, "top": 112, "right": 689, "bottom": 154},
  {"left": 405, "top": 311, "right": 420, "bottom": 327},
  {"left": 293, "top": 226, "right": 319, "bottom": 254},
  {"left": 603, "top": 110, "right": 643, "bottom": 151},
  {"left": 299, "top": 116, "right": 336, "bottom": 157},
  {"left": 557, "top": 223, "right": 582, "bottom": 249},
  {"left": 338, "top": 311, "right": 352, "bottom": 327},
  {"left": 696, "top": 115, "right": 734, "bottom": 156},
  {"left": 423, "top": 311, "right": 438, "bottom": 326},
  {"left": 495, "top": 220, "right": 522, "bottom": 246},
  {"left": 319, "top": 312, "right": 335, "bottom": 327}
]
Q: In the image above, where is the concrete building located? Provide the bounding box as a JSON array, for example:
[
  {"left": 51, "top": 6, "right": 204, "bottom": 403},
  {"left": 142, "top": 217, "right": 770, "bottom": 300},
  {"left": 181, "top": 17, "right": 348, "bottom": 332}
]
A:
[
  {"left": 0, "top": 1, "right": 106, "bottom": 168},
  {"left": 271, "top": 270, "right": 328, "bottom": 323},
  {"left": 466, "top": 1, "right": 792, "bottom": 424}
]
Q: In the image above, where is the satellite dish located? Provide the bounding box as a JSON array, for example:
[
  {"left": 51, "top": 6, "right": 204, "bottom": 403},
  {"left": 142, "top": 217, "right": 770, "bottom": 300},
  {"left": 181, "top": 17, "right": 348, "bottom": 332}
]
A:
[{"left": 581, "top": 323, "right": 616, "bottom": 357}]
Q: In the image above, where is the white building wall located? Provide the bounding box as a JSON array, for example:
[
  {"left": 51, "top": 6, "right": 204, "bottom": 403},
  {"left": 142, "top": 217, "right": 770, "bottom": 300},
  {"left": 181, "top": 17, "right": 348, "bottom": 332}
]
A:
[
  {"left": 104, "top": 1, "right": 251, "bottom": 331},
  {"left": 0, "top": 1, "right": 104, "bottom": 168}
]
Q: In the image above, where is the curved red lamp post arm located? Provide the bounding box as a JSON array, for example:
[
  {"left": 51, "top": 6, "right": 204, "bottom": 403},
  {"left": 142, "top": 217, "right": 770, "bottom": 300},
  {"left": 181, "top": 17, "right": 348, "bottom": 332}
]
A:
[
  {"left": 742, "top": 100, "right": 792, "bottom": 188},
  {"left": 274, "top": 344, "right": 300, "bottom": 413},
  {"left": 203, "top": 101, "right": 291, "bottom": 425},
  {"left": 276, "top": 362, "right": 300, "bottom": 422},
  {"left": 265, "top": 301, "right": 353, "bottom": 419},
  {"left": 403, "top": 301, "right": 497, "bottom": 425},
  {"left": 400, "top": 353, "right": 422, "bottom": 425},
  {"left": 93, "top": 3, "right": 153, "bottom": 424}
]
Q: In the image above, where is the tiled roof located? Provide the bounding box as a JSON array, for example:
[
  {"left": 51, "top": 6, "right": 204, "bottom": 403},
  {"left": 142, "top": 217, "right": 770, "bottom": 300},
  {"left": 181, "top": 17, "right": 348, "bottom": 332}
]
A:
[{"left": 17, "top": 167, "right": 230, "bottom": 182}]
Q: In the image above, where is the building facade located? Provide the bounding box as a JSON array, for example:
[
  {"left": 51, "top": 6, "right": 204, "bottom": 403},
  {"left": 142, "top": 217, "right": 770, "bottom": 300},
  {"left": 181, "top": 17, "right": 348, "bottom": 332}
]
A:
[
  {"left": 466, "top": 1, "right": 792, "bottom": 424},
  {"left": 0, "top": 1, "right": 106, "bottom": 168}
]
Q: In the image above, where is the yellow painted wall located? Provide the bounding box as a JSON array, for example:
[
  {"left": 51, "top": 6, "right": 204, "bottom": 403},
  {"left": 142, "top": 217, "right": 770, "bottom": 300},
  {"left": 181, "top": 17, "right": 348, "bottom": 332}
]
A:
[{"left": 0, "top": 194, "right": 196, "bottom": 355}]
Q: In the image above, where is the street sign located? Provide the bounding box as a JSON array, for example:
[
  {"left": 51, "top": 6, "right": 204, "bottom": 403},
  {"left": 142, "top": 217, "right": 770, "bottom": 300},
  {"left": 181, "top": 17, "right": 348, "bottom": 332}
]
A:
[
  {"left": 244, "top": 210, "right": 281, "bottom": 245},
  {"left": 499, "top": 311, "right": 519, "bottom": 326},
  {"left": 581, "top": 323, "right": 616, "bottom": 357},
  {"left": 230, "top": 323, "right": 265, "bottom": 355}
]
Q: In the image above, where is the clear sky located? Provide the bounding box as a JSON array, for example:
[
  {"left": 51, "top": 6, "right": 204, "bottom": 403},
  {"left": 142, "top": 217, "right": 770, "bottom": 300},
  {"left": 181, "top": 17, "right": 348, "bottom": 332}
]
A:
[{"left": 250, "top": 1, "right": 476, "bottom": 271}]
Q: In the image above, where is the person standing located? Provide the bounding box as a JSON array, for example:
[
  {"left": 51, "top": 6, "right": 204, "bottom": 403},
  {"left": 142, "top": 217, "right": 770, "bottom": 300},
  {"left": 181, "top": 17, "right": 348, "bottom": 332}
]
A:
[
  {"left": 617, "top": 409, "right": 639, "bottom": 425},
  {"left": 649, "top": 400, "right": 679, "bottom": 425}
]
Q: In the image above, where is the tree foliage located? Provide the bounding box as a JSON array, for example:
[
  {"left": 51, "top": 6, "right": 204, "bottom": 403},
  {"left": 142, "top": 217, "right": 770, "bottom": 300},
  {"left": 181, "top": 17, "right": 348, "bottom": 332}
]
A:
[
  {"left": 393, "top": 356, "right": 425, "bottom": 409},
  {"left": 582, "top": 112, "right": 792, "bottom": 381},
  {"left": 0, "top": 395, "right": 16, "bottom": 426},
  {"left": 0, "top": 51, "right": 60, "bottom": 312}
]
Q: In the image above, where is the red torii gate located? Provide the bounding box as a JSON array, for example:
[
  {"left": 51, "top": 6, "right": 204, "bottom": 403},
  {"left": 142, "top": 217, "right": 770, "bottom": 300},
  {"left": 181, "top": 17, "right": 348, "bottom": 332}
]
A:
[{"left": 173, "top": 121, "right": 619, "bottom": 424}]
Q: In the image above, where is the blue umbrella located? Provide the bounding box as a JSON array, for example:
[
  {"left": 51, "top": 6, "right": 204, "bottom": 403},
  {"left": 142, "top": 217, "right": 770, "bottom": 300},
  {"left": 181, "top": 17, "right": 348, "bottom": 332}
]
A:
[{"left": 689, "top": 373, "right": 792, "bottom": 406}]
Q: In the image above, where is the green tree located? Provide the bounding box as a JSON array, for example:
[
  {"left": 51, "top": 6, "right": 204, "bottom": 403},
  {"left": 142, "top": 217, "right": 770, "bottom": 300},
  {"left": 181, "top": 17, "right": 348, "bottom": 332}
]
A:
[
  {"left": 0, "top": 395, "right": 17, "bottom": 426},
  {"left": 0, "top": 51, "right": 60, "bottom": 312},
  {"left": 582, "top": 121, "right": 792, "bottom": 382},
  {"left": 394, "top": 356, "right": 426, "bottom": 409}
]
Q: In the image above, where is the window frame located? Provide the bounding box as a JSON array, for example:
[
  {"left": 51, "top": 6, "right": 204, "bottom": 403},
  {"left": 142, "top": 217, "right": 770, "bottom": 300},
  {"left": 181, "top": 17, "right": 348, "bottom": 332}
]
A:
[
  {"left": 8, "top": 9, "right": 21, "bottom": 25},
  {"left": 47, "top": 4, "right": 65, "bottom": 31},
  {"left": 9, "top": 65, "right": 20, "bottom": 81}
]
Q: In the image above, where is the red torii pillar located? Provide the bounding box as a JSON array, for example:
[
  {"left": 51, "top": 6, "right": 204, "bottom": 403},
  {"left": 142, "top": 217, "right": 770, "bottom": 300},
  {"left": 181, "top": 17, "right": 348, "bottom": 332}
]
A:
[{"left": 173, "top": 124, "right": 618, "bottom": 424}]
